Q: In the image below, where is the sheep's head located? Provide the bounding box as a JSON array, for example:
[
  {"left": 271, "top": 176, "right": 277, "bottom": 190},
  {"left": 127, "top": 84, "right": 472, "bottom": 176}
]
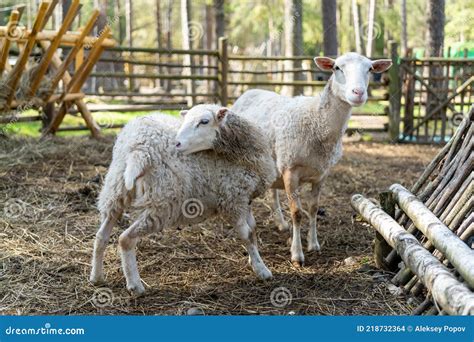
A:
[
  {"left": 175, "top": 104, "right": 229, "bottom": 155},
  {"left": 314, "top": 52, "right": 392, "bottom": 107}
]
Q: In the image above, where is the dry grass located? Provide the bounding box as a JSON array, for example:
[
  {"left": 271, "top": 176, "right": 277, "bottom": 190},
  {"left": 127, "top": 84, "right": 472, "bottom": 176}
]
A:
[{"left": 0, "top": 136, "right": 438, "bottom": 315}]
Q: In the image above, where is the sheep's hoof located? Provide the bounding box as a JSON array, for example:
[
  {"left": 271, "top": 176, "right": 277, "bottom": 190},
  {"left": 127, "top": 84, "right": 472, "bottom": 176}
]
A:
[
  {"left": 291, "top": 260, "right": 304, "bottom": 268},
  {"left": 256, "top": 267, "right": 273, "bottom": 280},
  {"left": 89, "top": 274, "right": 105, "bottom": 286},
  {"left": 307, "top": 241, "right": 321, "bottom": 253},
  {"left": 276, "top": 221, "right": 290, "bottom": 232},
  {"left": 127, "top": 282, "right": 146, "bottom": 296}
]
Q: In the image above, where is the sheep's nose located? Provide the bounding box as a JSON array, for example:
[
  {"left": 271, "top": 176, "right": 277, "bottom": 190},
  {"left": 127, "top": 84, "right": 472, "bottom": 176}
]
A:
[
  {"left": 176, "top": 142, "right": 182, "bottom": 148},
  {"left": 352, "top": 88, "right": 364, "bottom": 96}
]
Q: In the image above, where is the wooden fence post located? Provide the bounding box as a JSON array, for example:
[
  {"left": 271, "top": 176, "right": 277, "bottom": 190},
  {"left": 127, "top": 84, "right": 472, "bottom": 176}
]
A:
[
  {"left": 218, "top": 37, "right": 228, "bottom": 106},
  {"left": 388, "top": 40, "right": 401, "bottom": 142}
]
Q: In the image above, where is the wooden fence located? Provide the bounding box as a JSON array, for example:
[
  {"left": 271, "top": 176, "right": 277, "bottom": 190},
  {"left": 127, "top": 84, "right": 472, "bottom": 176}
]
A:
[
  {"left": 397, "top": 57, "right": 473, "bottom": 143},
  {"left": 83, "top": 37, "right": 392, "bottom": 135}
]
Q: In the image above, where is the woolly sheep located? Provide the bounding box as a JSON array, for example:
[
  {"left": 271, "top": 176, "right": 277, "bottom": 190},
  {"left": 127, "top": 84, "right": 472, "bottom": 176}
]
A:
[
  {"left": 232, "top": 52, "right": 392, "bottom": 267},
  {"left": 89, "top": 104, "right": 276, "bottom": 295}
]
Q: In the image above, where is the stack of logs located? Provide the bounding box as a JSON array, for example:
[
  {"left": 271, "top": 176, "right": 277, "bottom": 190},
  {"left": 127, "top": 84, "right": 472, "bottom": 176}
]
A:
[{"left": 351, "top": 106, "right": 473, "bottom": 315}]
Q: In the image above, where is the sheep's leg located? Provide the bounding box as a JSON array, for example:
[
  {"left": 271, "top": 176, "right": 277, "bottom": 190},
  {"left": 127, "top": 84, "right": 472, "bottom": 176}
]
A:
[
  {"left": 307, "top": 181, "right": 322, "bottom": 252},
  {"left": 283, "top": 169, "right": 304, "bottom": 267},
  {"left": 118, "top": 215, "right": 156, "bottom": 296},
  {"left": 90, "top": 211, "right": 121, "bottom": 285},
  {"left": 272, "top": 189, "right": 289, "bottom": 231},
  {"left": 239, "top": 211, "right": 273, "bottom": 280}
]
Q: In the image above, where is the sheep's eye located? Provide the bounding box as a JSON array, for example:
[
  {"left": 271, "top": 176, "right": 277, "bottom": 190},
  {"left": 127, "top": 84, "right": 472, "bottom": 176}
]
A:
[
  {"left": 368, "top": 67, "right": 374, "bottom": 73},
  {"left": 334, "top": 65, "right": 341, "bottom": 71},
  {"left": 199, "top": 119, "right": 209, "bottom": 125}
]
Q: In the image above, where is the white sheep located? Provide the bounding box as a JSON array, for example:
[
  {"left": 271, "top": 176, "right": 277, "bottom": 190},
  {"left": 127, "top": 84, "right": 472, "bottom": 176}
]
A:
[
  {"left": 89, "top": 104, "right": 276, "bottom": 295},
  {"left": 232, "top": 52, "right": 392, "bottom": 267}
]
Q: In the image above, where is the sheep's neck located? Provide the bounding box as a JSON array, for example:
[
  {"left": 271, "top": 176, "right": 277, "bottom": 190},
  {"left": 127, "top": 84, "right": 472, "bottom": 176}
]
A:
[
  {"left": 310, "top": 77, "right": 353, "bottom": 142},
  {"left": 213, "top": 117, "right": 268, "bottom": 172}
]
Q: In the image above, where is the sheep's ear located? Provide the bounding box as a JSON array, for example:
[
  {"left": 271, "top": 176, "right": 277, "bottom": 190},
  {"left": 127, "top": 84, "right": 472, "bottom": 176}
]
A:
[
  {"left": 180, "top": 110, "right": 188, "bottom": 117},
  {"left": 314, "top": 57, "right": 335, "bottom": 71},
  {"left": 216, "top": 107, "right": 229, "bottom": 123},
  {"left": 371, "top": 59, "right": 392, "bottom": 73}
]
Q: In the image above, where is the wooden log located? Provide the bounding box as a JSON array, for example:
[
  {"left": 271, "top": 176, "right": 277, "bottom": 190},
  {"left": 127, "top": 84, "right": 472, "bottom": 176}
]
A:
[
  {"left": 0, "top": 28, "right": 115, "bottom": 48},
  {"left": 44, "top": 10, "right": 99, "bottom": 100},
  {"left": 73, "top": 99, "right": 100, "bottom": 138},
  {"left": 440, "top": 173, "right": 473, "bottom": 225},
  {"left": 3, "top": 2, "right": 49, "bottom": 108},
  {"left": 0, "top": 10, "right": 20, "bottom": 76},
  {"left": 39, "top": 0, "right": 59, "bottom": 30},
  {"left": 390, "top": 184, "right": 474, "bottom": 288},
  {"left": 29, "top": 0, "right": 80, "bottom": 97},
  {"left": 457, "top": 212, "right": 473, "bottom": 237},
  {"left": 351, "top": 194, "right": 474, "bottom": 315}
]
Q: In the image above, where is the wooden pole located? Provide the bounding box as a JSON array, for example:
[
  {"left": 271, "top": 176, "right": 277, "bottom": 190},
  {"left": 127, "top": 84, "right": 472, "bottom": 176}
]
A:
[
  {"left": 0, "top": 10, "right": 20, "bottom": 75},
  {"left": 29, "top": 0, "right": 80, "bottom": 97},
  {"left": 387, "top": 40, "right": 401, "bottom": 142},
  {"left": 218, "top": 37, "right": 228, "bottom": 106},
  {"left": 390, "top": 184, "right": 474, "bottom": 289},
  {"left": 351, "top": 194, "right": 474, "bottom": 315},
  {"left": 44, "top": 10, "right": 100, "bottom": 100},
  {"left": 3, "top": 2, "right": 49, "bottom": 109}
]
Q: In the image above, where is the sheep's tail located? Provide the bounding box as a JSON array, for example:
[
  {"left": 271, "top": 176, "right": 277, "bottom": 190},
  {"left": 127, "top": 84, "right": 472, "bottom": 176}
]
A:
[{"left": 124, "top": 150, "right": 149, "bottom": 191}]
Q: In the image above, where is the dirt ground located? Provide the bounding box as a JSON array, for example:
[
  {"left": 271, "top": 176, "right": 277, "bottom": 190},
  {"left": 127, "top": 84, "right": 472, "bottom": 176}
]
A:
[{"left": 0, "top": 135, "right": 438, "bottom": 315}]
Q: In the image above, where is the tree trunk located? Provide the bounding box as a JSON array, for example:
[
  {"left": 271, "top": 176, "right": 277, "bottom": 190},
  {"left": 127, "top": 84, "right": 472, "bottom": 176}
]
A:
[
  {"left": 125, "top": 0, "right": 134, "bottom": 93},
  {"left": 322, "top": 0, "right": 338, "bottom": 56},
  {"left": 351, "top": 194, "right": 474, "bottom": 316},
  {"left": 284, "top": 0, "right": 304, "bottom": 96},
  {"left": 426, "top": 0, "right": 445, "bottom": 57},
  {"left": 94, "top": 0, "right": 114, "bottom": 92},
  {"left": 426, "top": 0, "right": 446, "bottom": 125},
  {"left": 401, "top": 0, "right": 407, "bottom": 56},
  {"left": 165, "top": 0, "right": 173, "bottom": 92},
  {"left": 181, "top": 0, "right": 196, "bottom": 106},
  {"left": 365, "top": 0, "right": 375, "bottom": 57},
  {"left": 62, "top": 0, "right": 72, "bottom": 22},
  {"left": 352, "top": 0, "right": 363, "bottom": 54},
  {"left": 155, "top": 0, "right": 163, "bottom": 88},
  {"left": 205, "top": 5, "right": 213, "bottom": 95},
  {"left": 214, "top": 0, "right": 225, "bottom": 46}
]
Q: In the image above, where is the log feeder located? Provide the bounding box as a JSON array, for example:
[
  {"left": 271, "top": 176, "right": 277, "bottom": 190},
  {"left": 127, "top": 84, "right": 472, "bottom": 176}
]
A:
[{"left": 351, "top": 194, "right": 474, "bottom": 316}]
